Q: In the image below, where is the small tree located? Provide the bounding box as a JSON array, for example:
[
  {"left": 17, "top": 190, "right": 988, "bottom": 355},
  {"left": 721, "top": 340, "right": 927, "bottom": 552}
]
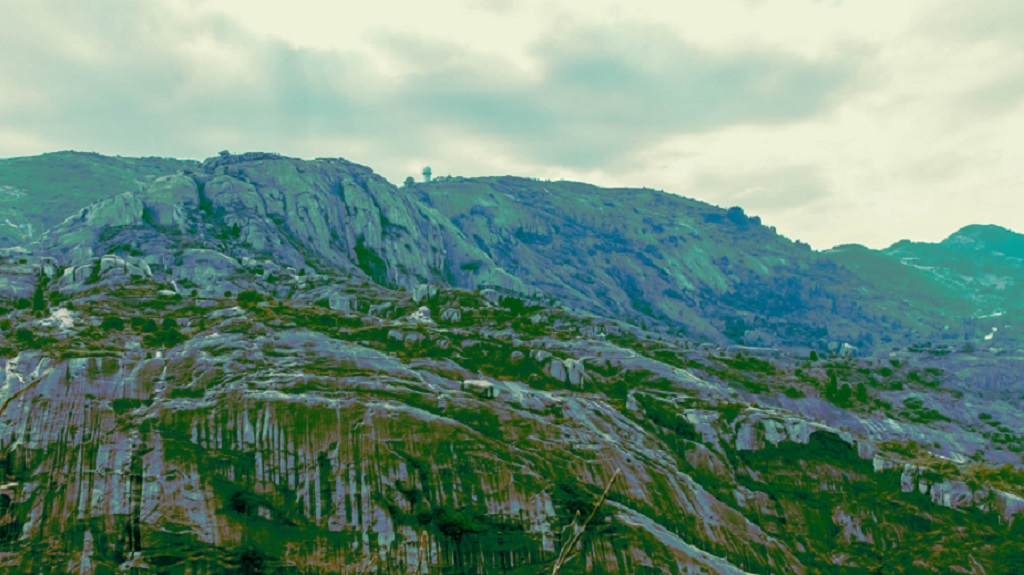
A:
[
  {"left": 403, "top": 176, "right": 415, "bottom": 188},
  {"left": 31, "top": 283, "right": 47, "bottom": 314},
  {"left": 237, "top": 290, "right": 264, "bottom": 308},
  {"left": 101, "top": 316, "right": 126, "bottom": 331},
  {"left": 15, "top": 328, "right": 34, "bottom": 347},
  {"left": 855, "top": 382, "right": 869, "bottom": 403}
]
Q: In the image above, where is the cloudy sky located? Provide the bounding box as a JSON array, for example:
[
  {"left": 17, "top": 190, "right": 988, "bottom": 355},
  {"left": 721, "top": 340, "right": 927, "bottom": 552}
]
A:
[{"left": 1, "top": 0, "right": 1021, "bottom": 248}]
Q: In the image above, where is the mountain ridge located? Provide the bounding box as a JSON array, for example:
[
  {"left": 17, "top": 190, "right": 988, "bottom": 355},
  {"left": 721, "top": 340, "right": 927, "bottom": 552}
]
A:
[{"left": 4, "top": 150, "right": 1020, "bottom": 351}]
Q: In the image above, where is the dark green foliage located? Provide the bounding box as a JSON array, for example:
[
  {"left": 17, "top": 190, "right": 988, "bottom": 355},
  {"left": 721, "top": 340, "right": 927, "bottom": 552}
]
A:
[
  {"left": 131, "top": 317, "right": 159, "bottom": 333},
  {"left": 721, "top": 354, "right": 775, "bottom": 375},
  {"left": 783, "top": 387, "right": 805, "bottom": 399},
  {"left": 224, "top": 546, "right": 272, "bottom": 575},
  {"left": 354, "top": 239, "right": 389, "bottom": 285},
  {"left": 144, "top": 327, "right": 185, "bottom": 348},
  {"left": 726, "top": 206, "right": 748, "bottom": 225},
  {"left": 551, "top": 479, "right": 615, "bottom": 532},
  {"left": 425, "top": 504, "right": 488, "bottom": 539},
  {"left": 161, "top": 316, "right": 178, "bottom": 330},
  {"left": 637, "top": 394, "right": 698, "bottom": 441},
  {"left": 228, "top": 490, "right": 262, "bottom": 516},
  {"left": 31, "top": 281, "right": 46, "bottom": 313},
  {"left": 903, "top": 397, "right": 924, "bottom": 410},
  {"left": 237, "top": 290, "right": 264, "bottom": 308},
  {"left": 834, "top": 384, "right": 852, "bottom": 406},
  {"left": 14, "top": 328, "right": 34, "bottom": 346},
  {"left": 448, "top": 406, "right": 502, "bottom": 439},
  {"left": 855, "top": 382, "right": 869, "bottom": 403},
  {"left": 86, "top": 261, "right": 102, "bottom": 285},
  {"left": 499, "top": 295, "right": 526, "bottom": 316},
  {"left": 111, "top": 398, "right": 145, "bottom": 414}
]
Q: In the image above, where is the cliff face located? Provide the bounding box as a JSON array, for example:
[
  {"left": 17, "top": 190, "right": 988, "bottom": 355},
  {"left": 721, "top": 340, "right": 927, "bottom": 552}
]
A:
[{"left": 32, "top": 153, "right": 521, "bottom": 295}]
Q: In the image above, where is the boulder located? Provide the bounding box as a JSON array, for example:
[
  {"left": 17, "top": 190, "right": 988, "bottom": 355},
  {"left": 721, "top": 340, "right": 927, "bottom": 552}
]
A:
[
  {"left": 138, "top": 174, "right": 199, "bottom": 228},
  {"left": 545, "top": 358, "right": 567, "bottom": 382},
  {"left": 408, "top": 306, "right": 433, "bottom": 324},
  {"left": 328, "top": 293, "right": 355, "bottom": 312},
  {"left": 440, "top": 308, "right": 462, "bottom": 322},
  {"left": 412, "top": 284, "right": 438, "bottom": 303},
  {"left": 564, "top": 358, "right": 586, "bottom": 386}
]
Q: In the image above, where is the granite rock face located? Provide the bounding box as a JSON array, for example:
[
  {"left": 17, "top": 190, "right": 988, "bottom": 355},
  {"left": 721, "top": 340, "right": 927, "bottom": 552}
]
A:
[
  {"left": 31, "top": 154, "right": 522, "bottom": 297},
  {"left": 0, "top": 278, "right": 1021, "bottom": 574}
]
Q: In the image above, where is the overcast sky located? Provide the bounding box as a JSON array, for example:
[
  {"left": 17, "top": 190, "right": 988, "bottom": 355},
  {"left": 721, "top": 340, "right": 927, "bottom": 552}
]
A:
[{"left": 1, "top": 0, "right": 1021, "bottom": 248}]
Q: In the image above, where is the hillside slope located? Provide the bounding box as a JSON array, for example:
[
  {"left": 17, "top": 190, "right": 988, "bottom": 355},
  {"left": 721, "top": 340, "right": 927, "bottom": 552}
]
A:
[
  {"left": 414, "top": 177, "right": 967, "bottom": 351},
  {"left": 0, "top": 152, "right": 1020, "bottom": 574},
  {"left": 0, "top": 151, "right": 195, "bottom": 247}
]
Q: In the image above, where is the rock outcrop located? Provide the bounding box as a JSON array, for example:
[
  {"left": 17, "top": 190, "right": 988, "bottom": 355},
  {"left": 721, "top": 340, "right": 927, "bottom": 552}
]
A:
[{"left": 31, "top": 154, "right": 524, "bottom": 297}]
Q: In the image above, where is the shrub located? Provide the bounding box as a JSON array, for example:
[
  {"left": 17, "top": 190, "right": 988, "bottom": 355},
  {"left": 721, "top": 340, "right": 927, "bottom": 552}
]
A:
[
  {"left": 499, "top": 296, "right": 526, "bottom": 316},
  {"left": 552, "top": 479, "right": 615, "bottom": 532},
  {"left": 903, "top": 397, "right": 925, "bottom": 410},
  {"left": 15, "top": 328, "right": 34, "bottom": 346},
  {"left": 131, "top": 317, "right": 159, "bottom": 333},
  {"left": 237, "top": 290, "right": 264, "bottom": 308},
  {"left": 425, "top": 504, "right": 488, "bottom": 540},
  {"left": 100, "top": 316, "right": 126, "bottom": 331},
  {"left": 144, "top": 328, "right": 185, "bottom": 348},
  {"left": 31, "top": 283, "right": 47, "bottom": 313},
  {"left": 855, "top": 382, "right": 869, "bottom": 403},
  {"left": 783, "top": 387, "right": 805, "bottom": 399}
]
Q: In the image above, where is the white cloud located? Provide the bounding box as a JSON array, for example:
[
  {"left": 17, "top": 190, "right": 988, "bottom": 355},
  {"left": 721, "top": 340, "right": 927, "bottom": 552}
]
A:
[{"left": 0, "top": 0, "right": 1021, "bottom": 249}]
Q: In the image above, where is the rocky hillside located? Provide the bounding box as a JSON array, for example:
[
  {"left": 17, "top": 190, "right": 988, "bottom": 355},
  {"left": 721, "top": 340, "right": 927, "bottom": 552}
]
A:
[
  {"left": 883, "top": 225, "right": 1024, "bottom": 349},
  {"left": 26, "top": 153, "right": 521, "bottom": 296},
  {"left": 0, "top": 152, "right": 194, "bottom": 247},
  {"left": 0, "top": 258, "right": 1021, "bottom": 574},
  {"left": 414, "top": 177, "right": 972, "bottom": 351},
  {"left": 0, "top": 151, "right": 1020, "bottom": 574}
]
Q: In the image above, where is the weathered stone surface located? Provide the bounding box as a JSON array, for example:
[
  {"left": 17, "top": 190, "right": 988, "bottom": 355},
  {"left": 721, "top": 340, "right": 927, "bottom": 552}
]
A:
[
  {"left": 138, "top": 174, "right": 199, "bottom": 228},
  {"left": 328, "top": 292, "right": 355, "bottom": 312}
]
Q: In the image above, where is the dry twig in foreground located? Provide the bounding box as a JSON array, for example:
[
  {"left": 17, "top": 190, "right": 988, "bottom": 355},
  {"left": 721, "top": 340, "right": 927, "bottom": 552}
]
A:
[{"left": 551, "top": 468, "right": 622, "bottom": 575}]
